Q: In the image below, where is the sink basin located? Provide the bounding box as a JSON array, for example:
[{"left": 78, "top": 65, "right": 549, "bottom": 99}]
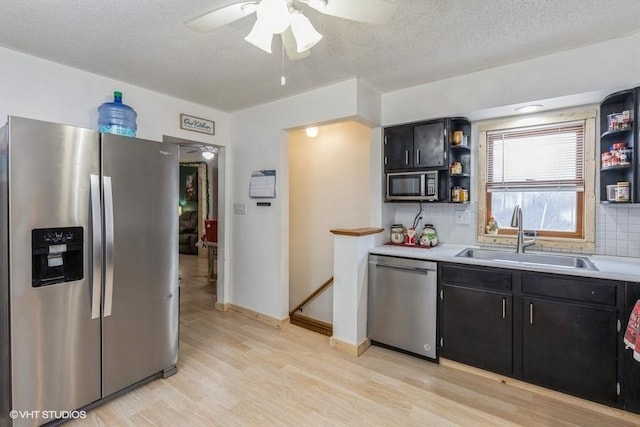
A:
[{"left": 455, "top": 248, "right": 598, "bottom": 271}]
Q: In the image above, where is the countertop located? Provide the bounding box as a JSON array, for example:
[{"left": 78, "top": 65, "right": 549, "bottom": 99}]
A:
[{"left": 370, "top": 243, "right": 640, "bottom": 282}]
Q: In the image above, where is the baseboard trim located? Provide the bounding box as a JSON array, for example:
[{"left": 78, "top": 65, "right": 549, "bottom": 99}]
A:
[
  {"left": 229, "top": 304, "right": 288, "bottom": 328},
  {"left": 329, "top": 336, "right": 371, "bottom": 357},
  {"left": 214, "top": 302, "right": 230, "bottom": 312},
  {"left": 440, "top": 358, "right": 635, "bottom": 422}
]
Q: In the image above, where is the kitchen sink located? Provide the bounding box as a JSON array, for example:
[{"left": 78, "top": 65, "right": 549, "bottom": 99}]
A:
[{"left": 455, "top": 248, "right": 598, "bottom": 271}]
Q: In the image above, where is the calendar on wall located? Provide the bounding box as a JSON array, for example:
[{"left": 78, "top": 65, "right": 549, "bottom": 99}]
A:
[{"left": 249, "top": 170, "right": 276, "bottom": 198}]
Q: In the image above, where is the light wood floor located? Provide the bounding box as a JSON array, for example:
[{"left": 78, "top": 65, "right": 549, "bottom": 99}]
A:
[{"left": 69, "top": 254, "right": 640, "bottom": 426}]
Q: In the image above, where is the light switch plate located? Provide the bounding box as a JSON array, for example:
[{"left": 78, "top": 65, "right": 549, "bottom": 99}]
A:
[
  {"left": 454, "top": 209, "right": 470, "bottom": 225},
  {"left": 234, "top": 203, "right": 247, "bottom": 215}
]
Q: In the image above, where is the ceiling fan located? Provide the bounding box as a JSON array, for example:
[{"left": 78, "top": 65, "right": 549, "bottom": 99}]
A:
[
  {"left": 185, "top": 0, "right": 396, "bottom": 60},
  {"left": 181, "top": 144, "right": 219, "bottom": 160}
]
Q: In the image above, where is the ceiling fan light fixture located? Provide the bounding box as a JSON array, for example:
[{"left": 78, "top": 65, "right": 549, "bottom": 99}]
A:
[
  {"left": 240, "top": 1, "right": 259, "bottom": 13},
  {"left": 245, "top": 18, "right": 274, "bottom": 53},
  {"left": 257, "top": 0, "right": 291, "bottom": 34},
  {"left": 290, "top": 10, "right": 322, "bottom": 53},
  {"left": 305, "top": 0, "right": 328, "bottom": 10},
  {"left": 201, "top": 146, "right": 219, "bottom": 160}
]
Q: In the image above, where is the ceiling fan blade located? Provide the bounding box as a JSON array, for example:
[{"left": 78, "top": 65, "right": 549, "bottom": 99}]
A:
[
  {"left": 281, "top": 29, "right": 311, "bottom": 61},
  {"left": 307, "top": 0, "right": 396, "bottom": 24},
  {"left": 185, "top": 2, "right": 258, "bottom": 33}
]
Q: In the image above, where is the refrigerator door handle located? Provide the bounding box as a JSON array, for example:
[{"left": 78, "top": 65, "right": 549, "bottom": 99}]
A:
[
  {"left": 103, "top": 176, "right": 115, "bottom": 317},
  {"left": 90, "top": 174, "right": 102, "bottom": 320}
]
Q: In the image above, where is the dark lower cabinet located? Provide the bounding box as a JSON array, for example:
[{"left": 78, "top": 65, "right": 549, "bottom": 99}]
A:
[
  {"left": 522, "top": 297, "right": 618, "bottom": 405},
  {"left": 441, "top": 285, "right": 512, "bottom": 374},
  {"left": 439, "top": 263, "right": 626, "bottom": 410}
]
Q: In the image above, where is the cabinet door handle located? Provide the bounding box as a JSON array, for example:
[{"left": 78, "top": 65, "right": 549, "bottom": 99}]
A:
[
  {"left": 416, "top": 149, "right": 421, "bottom": 165},
  {"left": 502, "top": 298, "right": 506, "bottom": 319},
  {"left": 529, "top": 303, "right": 534, "bottom": 324},
  {"left": 384, "top": 156, "right": 387, "bottom": 165},
  {"left": 405, "top": 150, "right": 409, "bottom": 165}
]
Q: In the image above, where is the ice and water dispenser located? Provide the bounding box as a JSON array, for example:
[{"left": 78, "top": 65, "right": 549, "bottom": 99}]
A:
[{"left": 32, "top": 227, "right": 83, "bottom": 287}]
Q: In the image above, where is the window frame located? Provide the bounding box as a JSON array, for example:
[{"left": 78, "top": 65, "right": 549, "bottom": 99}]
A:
[{"left": 477, "top": 108, "right": 596, "bottom": 252}]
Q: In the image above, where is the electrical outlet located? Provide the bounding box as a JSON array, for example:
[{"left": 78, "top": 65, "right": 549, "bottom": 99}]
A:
[{"left": 454, "top": 209, "right": 470, "bottom": 225}]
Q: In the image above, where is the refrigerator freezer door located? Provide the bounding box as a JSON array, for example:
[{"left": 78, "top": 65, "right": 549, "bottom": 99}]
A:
[
  {"left": 101, "top": 134, "right": 179, "bottom": 397},
  {"left": 7, "top": 117, "right": 102, "bottom": 424}
]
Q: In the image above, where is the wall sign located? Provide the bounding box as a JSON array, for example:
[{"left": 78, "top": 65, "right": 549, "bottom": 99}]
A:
[{"left": 180, "top": 114, "right": 215, "bottom": 135}]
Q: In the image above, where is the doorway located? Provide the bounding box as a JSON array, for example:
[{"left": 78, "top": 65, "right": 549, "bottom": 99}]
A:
[
  {"left": 288, "top": 121, "right": 372, "bottom": 328},
  {"left": 164, "top": 135, "right": 222, "bottom": 312}
]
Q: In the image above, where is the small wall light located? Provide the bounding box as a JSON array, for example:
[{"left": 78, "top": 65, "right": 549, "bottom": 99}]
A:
[
  {"left": 305, "top": 126, "right": 319, "bottom": 138},
  {"left": 515, "top": 104, "right": 543, "bottom": 114}
]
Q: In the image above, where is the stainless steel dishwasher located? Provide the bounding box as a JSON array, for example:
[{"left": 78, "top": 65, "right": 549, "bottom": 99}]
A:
[{"left": 368, "top": 254, "right": 438, "bottom": 360}]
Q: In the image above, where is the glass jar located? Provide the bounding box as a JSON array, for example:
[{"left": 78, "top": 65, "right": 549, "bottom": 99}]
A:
[
  {"left": 450, "top": 161, "right": 462, "bottom": 175},
  {"left": 451, "top": 187, "right": 461, "bottom": 202},
  {"left": 616, "top": 181, "right": 630, "bottom": 202},
  {"left": 459, "top": 188, "right": 468, "bottom": 202}
]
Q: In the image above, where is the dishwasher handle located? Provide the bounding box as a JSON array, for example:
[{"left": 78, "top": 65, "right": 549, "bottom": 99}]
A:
[{"left": 371, "top": 262, "right": 436, "bottom": 274}]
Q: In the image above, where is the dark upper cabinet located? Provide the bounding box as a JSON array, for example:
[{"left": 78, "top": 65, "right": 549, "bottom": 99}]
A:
[
  {"left": 384, "top": 117, "right": 471, "bottom": 203},
  {"left": 384, "top": 119, "right": 446, "bottom": 171},
  {"left": 383, "top": 125, "right": 414, "bottom": 170},
  {"left": 414, "top": 121, "right": 445, "bottom": 168}
]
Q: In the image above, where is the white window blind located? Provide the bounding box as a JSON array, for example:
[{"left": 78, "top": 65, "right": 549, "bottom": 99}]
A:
[{"left": 487, "top": 120, "right": 585, "bottom": 192}]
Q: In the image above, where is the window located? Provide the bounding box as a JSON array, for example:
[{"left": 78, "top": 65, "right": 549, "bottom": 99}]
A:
[{"left": 478, "top": 110, "right": 596, "bottom": 250}]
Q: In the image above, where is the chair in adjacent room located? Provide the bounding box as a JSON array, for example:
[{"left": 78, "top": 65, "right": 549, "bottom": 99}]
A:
[{"left": 178, "top": 210, "right": 199, "bottom": 255}]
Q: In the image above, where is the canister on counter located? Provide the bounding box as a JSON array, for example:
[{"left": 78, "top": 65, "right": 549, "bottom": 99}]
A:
[{"left": 390, "top": 224, "right": 405, "bottom": 244}]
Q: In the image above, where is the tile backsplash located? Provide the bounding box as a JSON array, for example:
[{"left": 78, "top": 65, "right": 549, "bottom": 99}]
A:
[
  {"left": 390, "top": 203, "right": 640, "bottom": 258},
  {"left": 391, "top": 203, "right": 477, "bottom": 246},
  {"left": 596, "top": 205, "right": 640, "bottom": 258}
]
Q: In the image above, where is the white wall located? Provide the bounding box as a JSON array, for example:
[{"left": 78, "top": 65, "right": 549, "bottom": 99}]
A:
[
  {"left": 0, "top": 47, "right": 230, "bottom": 144},
  {"left": 380, "top": 32, "right": 640, "bottom": 253},
  {"left": 288, "top": 121, "right": 372, "bottom": 323},
  {"left": 229, "top": 79, "right": 381, "bottom": 320},
  {"left": 382, "top": 33, "right": 640, "bottom": 126},
  {"left": 0, "top": 46, "right": 233, "bottom": 303}
]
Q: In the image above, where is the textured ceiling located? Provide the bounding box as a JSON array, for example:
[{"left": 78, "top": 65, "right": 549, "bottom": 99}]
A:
[{"left": 1, "top": 1, "right": 639, "bottom": 112}]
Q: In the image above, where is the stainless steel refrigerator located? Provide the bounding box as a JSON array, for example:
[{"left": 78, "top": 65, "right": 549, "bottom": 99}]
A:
[{"left": 0, "top": 116, "right": 179, "bottom": 427}]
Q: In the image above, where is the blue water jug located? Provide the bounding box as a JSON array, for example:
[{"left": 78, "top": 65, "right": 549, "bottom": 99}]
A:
[{"left": 98, "top": 91, "right": 137, "bottom": 137}]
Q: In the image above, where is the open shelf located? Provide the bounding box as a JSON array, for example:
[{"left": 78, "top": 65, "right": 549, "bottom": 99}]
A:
[
  {"left": 601, "top": 128, "right": 633, "bottom": 139},
  {"left": 599, "top": 88, "right": 637, "bottom": 203},
  {"left": 601, "top": 164, "right": 632, "bottom": 171}
]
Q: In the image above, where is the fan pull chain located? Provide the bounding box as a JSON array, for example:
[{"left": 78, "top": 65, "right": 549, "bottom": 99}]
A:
[{"left": 280, "top": 41, "right": 286, "bottom": 86}]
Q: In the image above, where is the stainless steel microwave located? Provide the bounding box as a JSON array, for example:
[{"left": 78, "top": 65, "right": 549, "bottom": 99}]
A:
[{"left": 386, "top": 171, "right": 439, "bottom": 201}]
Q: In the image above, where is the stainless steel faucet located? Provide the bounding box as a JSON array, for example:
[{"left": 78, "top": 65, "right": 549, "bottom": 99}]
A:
[{"left": 510, "top": 205, "right": 536, "bottom": 253}]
